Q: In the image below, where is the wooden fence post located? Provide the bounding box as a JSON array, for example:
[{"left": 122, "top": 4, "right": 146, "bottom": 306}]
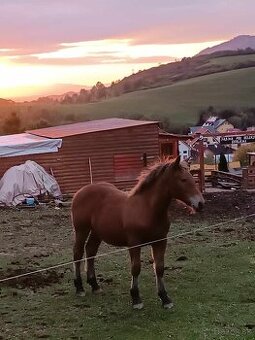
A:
[{"left": 198, "top": 137, "right": 205, "bottom": 192}]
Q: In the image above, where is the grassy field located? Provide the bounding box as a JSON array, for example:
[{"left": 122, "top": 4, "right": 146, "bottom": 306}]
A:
[
  {"left": 208, "top": 54, "right": 255, "bottom": 66},
  {"left": 3, "top": 66, "right": 254, "bottom": 129},
  {"left": 1, "top": 198, "right": 255, "bottom": 339},
  {"left": 1, "top": 63, "right": 255, "bottom": 131},
  {"left": 1, "top": 52, "right": 255, "bottom": 132}
]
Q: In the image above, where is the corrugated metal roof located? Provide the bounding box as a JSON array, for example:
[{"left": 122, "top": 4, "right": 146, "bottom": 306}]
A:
[{"left": 27, "top": 118, "right": 158, "bottom": 138}]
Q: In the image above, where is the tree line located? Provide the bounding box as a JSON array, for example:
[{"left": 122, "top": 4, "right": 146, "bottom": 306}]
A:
[{"left": 1, "top": 105, "right": 255, "bottom": 136}]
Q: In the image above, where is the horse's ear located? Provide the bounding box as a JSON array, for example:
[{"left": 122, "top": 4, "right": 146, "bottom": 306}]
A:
[{"left": 172, "top": 155, "right": 181, "bottom": 169}]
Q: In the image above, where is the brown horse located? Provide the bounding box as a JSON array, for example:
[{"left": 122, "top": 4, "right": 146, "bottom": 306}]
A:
[{"left": 72, "top": 156, "right": 204, "bottom": 309}]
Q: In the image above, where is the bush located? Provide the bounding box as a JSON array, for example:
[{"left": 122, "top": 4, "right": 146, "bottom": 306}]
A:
[
  {"left": 233, "top": 143, "right": 255, "bottom": 166},
  {"left": 218, "top": 153, "right": 229, "bottom": 172},
  {"left": 2, "top": 112, "right": 21, "bottom": 134}
]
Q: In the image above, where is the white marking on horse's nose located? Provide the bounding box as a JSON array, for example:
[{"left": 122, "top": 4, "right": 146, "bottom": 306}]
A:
[{"left": 190, "top": 195, "right": 205, "bottom": 210}]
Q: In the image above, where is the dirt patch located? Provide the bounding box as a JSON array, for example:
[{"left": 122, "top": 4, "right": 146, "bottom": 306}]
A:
[
  {"left": 170, "top": 190, "right": 255, "bottom": 221},
  {"left": 0, "top": 268, "right": 63, "bottom": 291},
  {"left": 213, "top": 222, "right": 255, "bottom": 241},
  {"left": 0, "top": 190, "right": 254, "bottom": 269}
]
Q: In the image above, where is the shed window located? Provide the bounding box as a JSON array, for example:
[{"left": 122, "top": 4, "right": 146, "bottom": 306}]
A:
[
  {"left": 114, "top": 154, "right": 142, "bottom": 181},
  {"left": 161, "top": 143, "right": 174, "bottom": 157}
]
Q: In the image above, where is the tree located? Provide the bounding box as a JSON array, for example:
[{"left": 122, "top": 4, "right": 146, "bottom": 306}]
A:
[
  {"left": 196, "top": 106, "right": 216, "bottom": 126},
  {"left": 62, "top": 94, "right": 73, "bottom": 104},
  {"left": 218, "top": 153, "right": 229, "bottom": 172},
  {"left": 77, "top": 89, "right": 91, "bottom": 103},
  {"left": 233, "top": 144, "right": 255, "bottom": 166},
  {"left": 95, "top": 81, "right": 106, "bottom": 100},
  {"left": 2, "top": 112, "right": 21, "bottom": 134}
]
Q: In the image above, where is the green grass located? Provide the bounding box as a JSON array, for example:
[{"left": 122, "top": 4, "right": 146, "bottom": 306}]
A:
[
  {"left": 1, "top": 219, "right": 255, "bottom": 339},
  {"left": 208, "top": 54, "right": 255, "bottom": 66},
  {"left": 1, "top": 52, "right": 255, "bottom": 132},
  {"left": 2, "top": 59, "right": 255, "bottom": 130},
  {"left": 6, "top": 66, "right": 255, "bottom": 129}
]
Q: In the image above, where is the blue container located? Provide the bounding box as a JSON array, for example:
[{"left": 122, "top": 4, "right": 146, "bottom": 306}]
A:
[{"left": 26, "top": 197, "right": 35, "bottom": 206}]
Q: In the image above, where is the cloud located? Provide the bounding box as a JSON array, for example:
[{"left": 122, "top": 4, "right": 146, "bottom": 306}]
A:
[
  {"left": 5, "top": 38, "right": 223, "bottom": 67},
  {"left": 1, "top": 0, "right": 255, "bottom": 50},
  {"left": 12, "top": 55, "right": 177, "bottom": 66},
  {"left": 1, "top": 0, "right": 255, "bottom": 99}
]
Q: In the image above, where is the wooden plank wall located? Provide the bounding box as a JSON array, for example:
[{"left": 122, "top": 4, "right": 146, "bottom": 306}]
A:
[{"left": 0, "top": 124, "right": 159, "bottom": 194}]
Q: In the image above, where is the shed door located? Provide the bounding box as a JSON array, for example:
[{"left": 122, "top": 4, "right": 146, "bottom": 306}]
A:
[{"left": 113, "top": 154, "right": 142, "bottom": 181}]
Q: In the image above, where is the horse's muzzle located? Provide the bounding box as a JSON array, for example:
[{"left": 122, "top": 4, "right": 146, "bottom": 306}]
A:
[
  {"left": 189, "top": 195, "right": 205, "bottom": 212},
  {"left": 196, "top": 201, "right": 204, "bottom": 212}
]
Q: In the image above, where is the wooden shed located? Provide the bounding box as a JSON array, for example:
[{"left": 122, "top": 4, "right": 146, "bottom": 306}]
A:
[
  {"left": 0, "top": 118, "right": 160, "bottom": 194},
  {"left": 159, "top": 130, "right": 191, "bottom": 158}
]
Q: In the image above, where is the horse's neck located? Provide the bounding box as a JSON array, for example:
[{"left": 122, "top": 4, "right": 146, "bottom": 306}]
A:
[{"left": 143, "top": 178, "right": 171, "bottom": 216}]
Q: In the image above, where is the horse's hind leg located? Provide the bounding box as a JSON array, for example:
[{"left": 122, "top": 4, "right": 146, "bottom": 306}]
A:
[
  {"left": 129, "top": 247, "right": 143, "bottom": 309},
  {"left": 85, "top": 232, "right": 102, "bottom": 293},
  {"left": 151, "top": 240, "right": 173, "bottom": 309},
  {"left": 73, "top": 228, "right": 90, "bottom": 296}
]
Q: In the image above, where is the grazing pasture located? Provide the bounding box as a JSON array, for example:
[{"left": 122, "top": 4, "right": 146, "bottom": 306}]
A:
[
  {"left": 208, "top": 54, "right": 255, "bottom": 66},
  {"left": 0, "top": 191, "right": 255, "bottom": 339},
  {"left": 2, "top": 66, "right": 255, "bottom": 133}
]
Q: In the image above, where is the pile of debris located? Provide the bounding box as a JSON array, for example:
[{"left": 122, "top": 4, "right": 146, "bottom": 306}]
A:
[{"left": 0, "top": 160, "right": 64, "bottom": 208}]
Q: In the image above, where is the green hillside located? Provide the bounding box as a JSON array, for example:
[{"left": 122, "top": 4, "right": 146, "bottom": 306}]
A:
[
  {"left": 29, "top": 66, "right": 255, "bottom": 127},
  {"left": 1, "top": 62, "right": 255, "bottom": 133},
  {"left": 207, "top": 54, "right": 255, "bottom": 66},
  {"left": 98, "top": 52, "right": 255, "bottom": 97}
]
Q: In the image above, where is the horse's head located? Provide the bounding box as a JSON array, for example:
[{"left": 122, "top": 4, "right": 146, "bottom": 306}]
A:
[{"left": 168, "top": 156, "right": 205, "bottom": 212}]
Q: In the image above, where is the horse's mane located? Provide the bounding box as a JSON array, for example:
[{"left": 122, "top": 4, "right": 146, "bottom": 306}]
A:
[
  {"left": 129, "top": 158, "right": 186, "bottom": 196},
  {"left": 129, "top": 158, "right": 189, "bottom": 196}
]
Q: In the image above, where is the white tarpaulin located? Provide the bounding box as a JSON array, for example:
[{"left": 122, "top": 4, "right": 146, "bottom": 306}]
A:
[
  {"left": 0, "top": 160, "right": 62, "bottom": 206},
  {"left": 0, "top": 133, "right": 62, "bottom": 157}
]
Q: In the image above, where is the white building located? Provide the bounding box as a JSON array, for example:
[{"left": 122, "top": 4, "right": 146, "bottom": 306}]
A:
[{"left": 178, "top": 141, "right": 191, "bottom": 161}]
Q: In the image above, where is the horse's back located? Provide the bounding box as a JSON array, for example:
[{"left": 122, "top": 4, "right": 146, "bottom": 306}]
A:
[{"left": 73, "top": 181, "right": 124, "bottom": 202}]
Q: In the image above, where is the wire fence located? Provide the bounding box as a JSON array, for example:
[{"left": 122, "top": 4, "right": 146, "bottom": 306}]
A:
[{"left": 0, "top": 213, "right": 254, "bottom": 284}]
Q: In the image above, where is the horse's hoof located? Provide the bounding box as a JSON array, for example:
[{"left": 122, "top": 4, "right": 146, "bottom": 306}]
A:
[
  {"left": 163, "top": 302, "right": 174, "bottom": 309},
  {"left": 132, "top": 302, "right": 144, "bottom": 310},
  {"left": 93, "top": 288, "right": 103, "bottom": 295},
  {"left": 76, "top": 291, "right": 86, "bottom": 297}
]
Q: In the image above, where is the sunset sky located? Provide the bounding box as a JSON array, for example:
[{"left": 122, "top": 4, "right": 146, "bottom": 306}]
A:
[{"left": 0, "top": 0, "right": 254, "bottom": 100}]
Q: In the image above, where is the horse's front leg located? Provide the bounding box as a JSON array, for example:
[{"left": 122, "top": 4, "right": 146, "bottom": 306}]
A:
[
  {"left": 129, "top": 247, "right": 143, "bottom": 309},
  {"left": 151, "top": 240, "right": 173, "bottom": 309}
]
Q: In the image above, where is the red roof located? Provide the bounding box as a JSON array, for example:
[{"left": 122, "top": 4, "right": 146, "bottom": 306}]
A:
[{"left": 27, "top": 118, "right": 158, "bottom": 138}]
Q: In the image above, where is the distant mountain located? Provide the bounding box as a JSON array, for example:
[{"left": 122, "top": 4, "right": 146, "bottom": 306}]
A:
[
  {"left": 12, "top": 83, "right": 87, "bottom": 102},
  {"left": 198, "top": 35, "right": 255, "bottom": 55},
  {"left": 35, "top": 91, "right": 77, "bottom": 103},
  {"left": 0, "top": 98, "right": 15, "bottom": 105}
]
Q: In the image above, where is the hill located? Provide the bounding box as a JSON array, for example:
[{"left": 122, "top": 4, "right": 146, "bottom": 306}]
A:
[
  {"left": 2, "top": 51, "right": 255, "bottom": 134},
  {"left": 9, "top": 66, "right": 255, "bottom": 133},
  {"left": 198, "top": 35, "right": 255, "bottom": 55},
  {"left": 58, "top": 50, "right": 255, "bottom": 104},
  {"left": 71, "top": 66, "right": 255, "bottom": 125},
  {"left": 35, "top": 91, "right": 77, "bottom": 103},
  {"left": 0, "top": 98, "right": 15, "bottom": 105},
  {"left": 108, "top": 49, "right": 255, "bottom": 95},
  {"left": 18, "top": 46, "right": 255, "bottom": 105}
]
